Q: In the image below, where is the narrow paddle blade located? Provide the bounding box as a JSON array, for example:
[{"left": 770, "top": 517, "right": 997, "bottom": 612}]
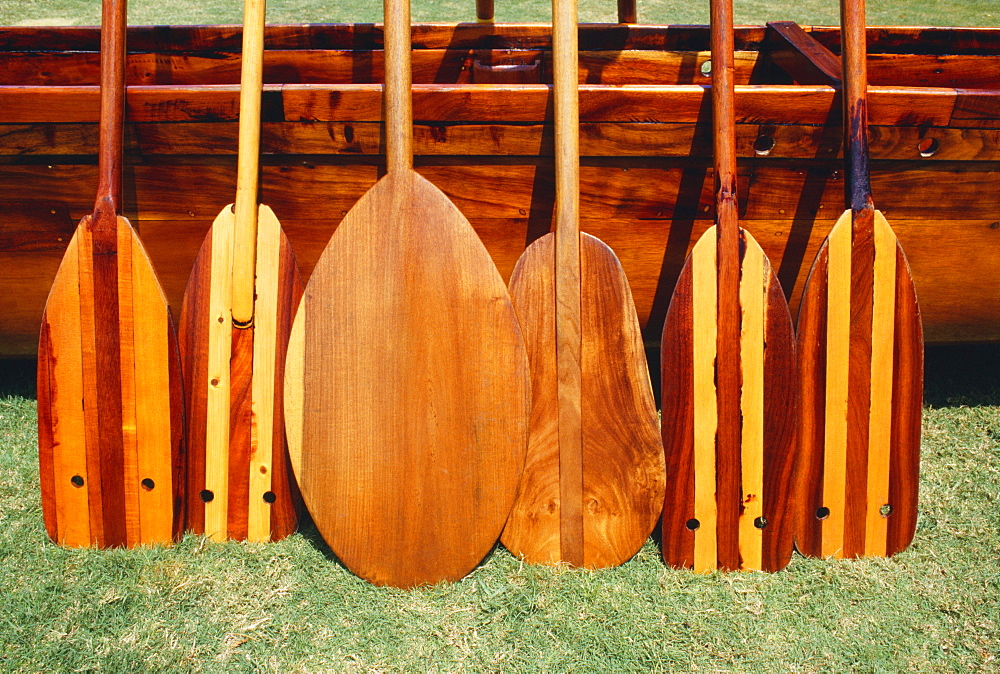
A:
[
  {"left": 179, "top": 203, "right": 303, "bottom": 542},
  {"left": 501, "top": 233, "right": 664, "bottom": 568},
  {"left": 795, "top": 210, "right": 922, "bottom": 558},
  {"left": 285, "top": 171, "right": 529, "bottom": 588},
  {"left": 38, "top": 216, "right": 185, "bottom": 548},
  {"left": 794, "top": 0, "right": 923, "bottom": 559},
  {"left": 660, "top": 226, "right": 797, "bottom": 572}
]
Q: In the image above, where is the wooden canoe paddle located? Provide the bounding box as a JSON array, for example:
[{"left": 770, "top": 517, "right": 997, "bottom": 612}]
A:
[
  {"left": 794, "top": 0, "right": 923, "bottom": 560},
  {"left": 179, "top": 0, "right": 303, "bottom": 542},
  {"left": 37, "top": 0, "right": 184, "bottom": 548},
  {"left": 500, "top": 0, "right": 664, "bottom": 569},
  {"left": 283, "top": 0, "right": 530, "bottom": 588},
  {"left": 659, "top": 0, "right": 798, "bottom": 573}
]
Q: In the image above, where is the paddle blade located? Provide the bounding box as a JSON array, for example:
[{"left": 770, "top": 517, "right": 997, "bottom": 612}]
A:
[
  {"left": 500, "top": 232, "right": 664, "bottom": 568},
  {"left": 795, "top": 209, "right": 922, "bottom": 559},
  {"left": 284, "top": 171, "right": 529, "bottom": 588},
  {"left": 38, "top": 215, "right": 185, "bottom": 548},
  {"left": 179, "top": 203, "right": 304, "bottom": 542},
  {"left": 660, "top": 226, "right": 797, "bottom": 572}
]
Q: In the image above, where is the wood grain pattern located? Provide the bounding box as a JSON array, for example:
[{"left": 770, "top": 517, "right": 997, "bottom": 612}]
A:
[
  {"left": 502, "top": 233, "right": 665, "bottom": 568},
  {"left": 499, "top": 0, "right": 663, "bottom": 570},
  {"left": 283, "top": 0, "right": 529, "bottom": 587},
  {"left": 793, "top": 0, "right": 923, "bottom": 560},
  {"left": 660, "top": 0, "right": 797, "bottom": 573}
]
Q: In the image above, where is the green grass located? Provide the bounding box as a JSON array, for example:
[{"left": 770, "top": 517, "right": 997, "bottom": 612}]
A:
[
  {"left": 1, "top": 347, "right": 998, "bottom": 671},
  {"left": 1, "top": 0, "right": 998, "bottom": 27}
]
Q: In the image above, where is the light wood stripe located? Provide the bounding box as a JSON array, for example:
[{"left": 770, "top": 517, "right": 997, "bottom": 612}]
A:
[
  {"left": 205, "top": 206, "right": 236, "bottom": 541},
  {"left": 130, "top": 223, "right": 175, "bottom": 544},
  {"left": 865, "top": 210, "right": 896, "bottom": 556},
  {"left": 48, "top": 233, "right": 91, "bottom": 547},
  {"left": 248, "top": 204, "right": 280, "bottom": 542},
  {"left": 738, "top": 231, "right": 765, "bottom": 571},
  {"left": 76, "top": 226, "right": 105, "bottom": 545},
  {"left": 116, "top": 222, "right": 141, "bottom": 546},
  {"left": 691, "top": 227, "right": 718, "bottom": 573},
  {"left": 822, "top": 210, "right": 853, "bottom": 559},
  {"left": 284, "top": 305, "right": 305, "bottom": 481}
]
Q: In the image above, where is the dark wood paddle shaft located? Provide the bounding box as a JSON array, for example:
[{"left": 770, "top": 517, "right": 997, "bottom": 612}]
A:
[
  {"left": 384, "top": 0, "right": 412, "bottom": 174},
  {"left": 618, "top": 0, "right": 636, "bottom": 23},
  {"left": 841, "top": 0, "right": 873, "bottom": 214},
  {"left": 711, "top": 0, "right": 742, "bottom": 570},
  {"left": 476, "top": 0, "right": 494, "bottom": 21},
  {"left": 94, "top": 0, "right": 125, "bottom": 220}
]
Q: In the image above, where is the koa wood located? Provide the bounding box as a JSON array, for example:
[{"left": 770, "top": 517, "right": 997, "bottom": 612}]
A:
[
  {"left": 501, "top": 0, "right": 664, "bottom": 569},
  {"left": 794, "top": 0, "right": 923, "bottom": 560},
  {"left": 660, "top": 0, "right": 797, "bottom": 573},
  {"left": 283, "top": 0, "right": 529, "bottom": 588},
  {"left": 36, "top": 0, "right": 184, "bottom": 548},
  {"left": 179, "top": 0, "right": 303, "bottom": 543}
]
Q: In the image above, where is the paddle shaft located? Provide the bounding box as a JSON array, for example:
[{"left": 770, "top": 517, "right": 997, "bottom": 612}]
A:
[
  {"left": 476, "top": 0, "right": 494, "bottom": 22},
  {"left": 711, "top": 0, "right": 743, "bottom": 569},
  {"left": 94, "top": 0, "right": 125, "bottom": 223},
  {"left": 552, "top": 0, "right": 585, "bottom": 567},
  {"left": 231, "top": 0, "right": 266, "bottom": 327},
  {"left": 841, "top": 0, "right": 874, "bottom": 215},
  {"left": 385, "top": 0, "right": 413, "bottom": 174}
]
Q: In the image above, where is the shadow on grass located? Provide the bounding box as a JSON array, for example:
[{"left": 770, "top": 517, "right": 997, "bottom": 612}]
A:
[
  {"left": 0, "top": 359, "right": 36, "bottom": 399},
  {"left": 924, "top": 344, "right": 1000, "bottom": 408}
]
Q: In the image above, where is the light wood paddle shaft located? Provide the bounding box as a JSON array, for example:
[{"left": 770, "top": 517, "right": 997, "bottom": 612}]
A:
[
  {"left": 384, "top": 0, "right": 413, "bottom": 174},
  {"left": 93, "top": 0, "right": 125, "bottom": 220},
  {"left": 553, "top": 0, "right": 585, "bottom": 567},
  {"left": 230, "top": 0, "right": 266, "bottom": 327},
  {"left": 841, "top": 0, "right": 874, "bottom": 214}
]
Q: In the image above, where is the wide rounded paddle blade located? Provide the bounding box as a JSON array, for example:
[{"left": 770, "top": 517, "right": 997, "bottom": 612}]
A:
[
  {"left": 501, "top": 232, "right": 664, "bottom": 568},
  {"left": 795, "top": 209, "right": 922, "bottom": 559},
  {"left": 38, "top": 214, "right": 185, "bottom": 548},
  {"left": 284, "top": 170, "right": 530, "bottom": 588},
  {"left": 660, "top": 226, "right": 797, "bottom": 572},
  {"left": 180, "top": 203, "right": 304, "bottom": 542}
]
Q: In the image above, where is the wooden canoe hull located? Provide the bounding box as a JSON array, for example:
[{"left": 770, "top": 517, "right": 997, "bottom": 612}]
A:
[{"left": 2, "top": 23, "right": 999, "bottom": 355}]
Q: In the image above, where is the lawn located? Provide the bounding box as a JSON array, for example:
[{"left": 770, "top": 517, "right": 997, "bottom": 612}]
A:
[
  {"left": 2, "top": 0, "right": 998, "bottom": 27},
  {"left": 1, "top": 347, "right": 999, "bottom": 671}
]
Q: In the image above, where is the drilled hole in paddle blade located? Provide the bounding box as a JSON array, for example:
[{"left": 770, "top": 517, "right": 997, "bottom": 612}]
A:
[
  {"left": 815, "top": 507, "right": 830, "bottom": 520},
  {"left": 880, "top": 504, "right": 893, "bottom": 517},
  {"left": 70, "top": 475, "right": 84, "bottom": 487},
  {"left": 754, "top": 134, "right": 775, "bottom": 156},
  {"left": 918, "top": 137, "right": 939, "bottom": 157},
  {"left": 686, "top": 518, "right": 700, "bottom": 531},
  {"left": 200, "top": 490, "right": 214, "bottom": 503},
  {"left": 754, "top": 516, "right": 768, "bottom": 529},
  {"left": 141, "top": 478, "right": 155, "bottom": 491},
  {"left": 263, "top": 491, "right": 277, "bottom": 504}
]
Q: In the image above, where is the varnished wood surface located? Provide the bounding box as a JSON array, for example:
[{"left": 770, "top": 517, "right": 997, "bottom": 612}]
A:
[
  {"left": 661, "top": 0, "right": 797, "bottom": 573},
  {"left": 284, "top": 0, "right": 529, "bottom": 588},
  {"left": 660, "top": 227, "right": 798, "bottom": 572},
  {"left": 179, "top": 206, "right": 303, "bottom": 541},
  {"left": 36, "top": 0, "right": 184, "bottom": 549},
  {"left": 794, "top": 0, "right": 923, "bottom": 560}
]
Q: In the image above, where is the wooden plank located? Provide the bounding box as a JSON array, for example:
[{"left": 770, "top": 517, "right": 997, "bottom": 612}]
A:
[
  {"left": 2, "top": 84, "right": 985, "bottom": 126},
  {"left": 764, "top": 21, "right": 841, "bottom": 85}
]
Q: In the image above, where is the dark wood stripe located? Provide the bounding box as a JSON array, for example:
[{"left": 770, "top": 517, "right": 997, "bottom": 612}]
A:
[
  {"left": 178, "top": 229, "right": 211, "bottom": 535},
  {"left": 793, "top": 242, "right": 828, "bottom": 558},
  {"left": 91, "top": 212, "right": 127, "bottom": 547},
  {"left": 269, "top": 231, "right": 305, "bottom": 539},
  {"left": 714, "top": 217, "right": 742, "bottom": 571},
  {"left": 36, "top": 318, "right": 58, "bottom": 542},
  {"left": 843, "top": 211, "right": 875, "bottom": 558},
  {"left": 660, "top": 260, "right": 695, "bottom": 569},
  {"left": 227, "top": 325, "right": 254, "bottom": 541},
  {"left": 166, "top": 312, "right": 186, "bottom": 541},
  {"left": 887, "top": 243, "right": 922, "bottom": 555},
  {"left": 760, "top": 267, "right": 798, "bottom": 571}
]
